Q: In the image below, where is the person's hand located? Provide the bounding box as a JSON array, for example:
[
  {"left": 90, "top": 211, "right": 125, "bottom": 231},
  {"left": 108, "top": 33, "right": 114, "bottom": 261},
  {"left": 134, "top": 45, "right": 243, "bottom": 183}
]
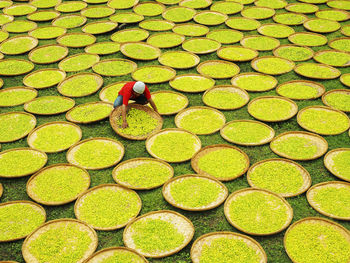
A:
[{"left": 122, "top": 121, "right": 128, "bottom": 129}]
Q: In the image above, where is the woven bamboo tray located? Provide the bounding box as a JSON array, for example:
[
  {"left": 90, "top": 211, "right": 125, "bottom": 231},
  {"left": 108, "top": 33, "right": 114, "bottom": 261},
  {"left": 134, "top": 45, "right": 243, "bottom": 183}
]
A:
[
  {"left": 0, "top": 35, "right": 38, "bottom": 55},
  {"left": 273, "top": 12, "right": 307, "bottom": 25},
  {"left": 151, "top": 90, "right": 189, "bottom": 115},
  {"left": 314, "top": 50, "right": 350, "bottom": 67},
  {"left": 66, "top": 137, "right": 125, "bottom": 170},
  {"left": 58, "top": 53, "right": 100, "bottom": 72},
  {"left": 283, "top": 217, "right": 350, "bottom": 263},
  {"left": 52, "top": 14, "right": 87, "bottom": 28},
  {"left": 193, "top": 11, "right": 228, "bottom": 26},
  {"left": 139, "top": 19, "right": 175, "bottom": 31},
  {"left": 294, "top": 63, "right": 341, "bottom": 80},
  {"left": 197, "top": 60, "right": 240, "bottom": 79},
  {"left": 191, "top": 144, "right": 249, "bottom": 181},
  {"left": 112, "top": 157, "right": 174, "bottom": 190},
  {"left": 57, "top": 33, "right": 96, "bottom": 48},
  {"left": 0, "top": 147, "right": 47, "bottom": 178},
  {"left": 93, "top": 59, "right": 137, "bottom": 77},
  {"left": 191, "top": 232, "right": 267, "bottom": 263},
  {"left": 0, "top": 183, "right": 2, "bottom": 199},
  {"left": 224, "top": 188, "right": 293, "bottom": 236},
  {"left": 147, "top": 32, "right": 185, "bottom": 48},
  {"left": 247, "top": 158, "right": 312, "bottom": 197},
  {"left": 341, "top": 73, "right": 350, "bottom": 88},
  {"left": 158, "top": 51, "right": 200, "bottom": 69},
  {"left": 285, "top": 3, "right": 318, "bottom": 13},
  {"left": 182, "top": 38, "right": 221, "bottom": 54},
  {"left": 0, "top": 201, "right": 46, "bottom": 242},
  {"left": 175, "top": 106, "right": 226, "bottom": 135},
  {"left": 231, "top": 72, "right": 277, "bottom": 92},
  {"left": 276, "top": 80, "right": 325, "bottom": 100},
  {"left": 217, "top": 46, "right": 259, "bottom": 62},
  {"left": 110, "top": 104, "right": 163, "bottom": 140},
  {"left": 110, "top": 12, "right": 144, "bottom": 24},
  {"left": 0, "top": 87, "right": 37, "bottom": 107},
  {"left": 23, "top": 69, "right": 66, "bottom": 89},
  {"left": 22, "top": 218, "right": 98, "bottom": 263},
  {"left": 133, "top": 1, "right": 165, "bottom": 16},
  {"left": 28, "top": 44, "right": 69, "bottom": 64},
  {"left": 297, "top": 106, "right": 350, "bottom": 135},
  {"left": 84, "top": 247, "right": 148, "bottom": 263},
  {"left": 180, "top": 0, "right": 211, "bottom": 8},
  {"left": 307, "top": 181, "right": 350, "bottom": 220},
  {"left": 24, "top": 96, "right": 75, "bottom": 116},
  {"left": 247, "top": 96, "right": 298, "bottom": 122},
  {"left": 120, "top": 42, "right": 161, "bottom": 61},
  {"left": 123, "top": 210, "right": 195, "bottom": 258},
  {"left": 27, "top": 121, "right": 82, "bottom": 153},
  {"left": 111, "top": 28, "right": 149, "bottom": 43},
  {"left": 273, "top": 44, "right": 314, "bottom": 62},
  {"left": 258, "top": 23, "right": 294, "bottom": 38},
  {"left": 74, "top": 184, "right": 142, "bottom": 231},
  {"left": 251, "top": 56, "right": 295, "bottom": 75},
  {"left": 82, "top": 21, "right": 118, "bottom": 35},
  {"left": 303, "top": 18, "right": 341, "bottom": 33},
  {"left": 27, "top": 10, "right": 61, "bottom": 22},
  {"left": 0, "top": 59, "right": 34, "bottom": 76},
  {"left": 26, "top": 163, "right": 90, "bottom": 206},
  {"left": 316, "top": 9, "right": 350, "bottom": 21},
  {"left": 270, "top": 131, "right": 328, "bottom": 161},
  {"left": 322, "top": 89, "right": 350, "bottom": 112},
  {"left": 241, "top": 35, "right": 280, "bottom": 51},
  {"left": 162, "top": 174, "right": 228, "bottom": 211},
  {"left": 99, "top": 81, "right": 128, "bottom": 104},
  {"left": 202, "top": 85, "right": 249, "bottom": 110},
  {"left": 132, "top": 65, "right": 176, "bottom": 84},
  {"left": 161, "top": 6, "right": 196, "bottom": 23},
  {"left": 108, "top": 0, "right": 139, "bottom": 9},
  {"left": 288, "top": 32, "right": 327, "bottom": 46},
  {"left": 324, "top": 148, "right": 350, "bottom": 182},
  {"left": 172, "top": 23, "right": 209, "bottom": 36},
  {"left": 220, "top": 120, "right": 275, "bottom": 146},
  {"left": 169, "top": 74, "right": 215, "bottom": 93},
  {"left": 66, "top": 101, "right": 113, "bottom": 124},
  {"left": 242, "top": 6, "right": 275, "bottom": 20},
  {"left": 146, "top": 128, "right": 202, "bottom": 163}
]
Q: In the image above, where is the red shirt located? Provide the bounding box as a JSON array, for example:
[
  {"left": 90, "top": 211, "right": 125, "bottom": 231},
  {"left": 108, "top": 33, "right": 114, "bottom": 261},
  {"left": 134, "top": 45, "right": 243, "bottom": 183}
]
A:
[{"left": 118, "top": 81, "right": 151, "bottom": 105}]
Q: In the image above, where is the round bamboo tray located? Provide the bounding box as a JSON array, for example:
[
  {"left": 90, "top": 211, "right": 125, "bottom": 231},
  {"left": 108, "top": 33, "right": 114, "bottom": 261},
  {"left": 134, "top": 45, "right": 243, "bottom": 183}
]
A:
[
  {"left": 57, "top": 32, "right": 96, "bottom": 48},
  {"left": 28, "top": 44, "right": 69, "bottom": 65},
  {"left": 276, "top": 80, "right": 325, "bottom": 100},
  {"left": 27, "top": 121, "right": 82, "bottom": 153},
  {"left": 0, "top": 147, "right": 47, "bottom": 178},
  {"left": 285, "top": 3, "right": 318, "bottom": 13},
  {"left": 322, "top": 89, "right": 350, "bottom": 112},
  {"left": 23, "top": 69, "right": 66, "bottom": 89},
  {"left": 241, "top": 35, "right": 280, "bottom": 51},
  {"left": 191, "top": 144, "right": 249, "bottom": 181},
  {"left": 314, "top": 50, "right": 350, "bottom": 67},
  {"left": 26, "top": 163, "right": 90, "bottom": 206},
  {"left": 174, "top": 106, "right": 226, "bottom": 135},
  {"left": 110, "top": 12, "right": 144, "bottom": 24},
  {"left": 22, "top": 219, "right": 98, "bottom": 263},
  {"left": 74, "top": 184, "right": 142, "bottom": 231},
  {"left": 307, "top": 181, "right": 350, "bottom": 220},
  {"left": 182, "top": 38, "right": 221, "bottom": 54},
  {"left": 270, "top": 131, "right": 328, "bottom": 161},
  {"left": 133, "top": 1, "right": 165, "bottom": 16},
  {"left": 0, "top": 200, "right": 46, "bottom": 242},
  {"left": 151, "top": 90, "right": 189, "bottom": 115},
  {"left": 108, "top": 0, "right": 139, "bottom": 9},
  {"left": 24, "top": 96, "right": 75, "bottom": 116},
  {"left": 294, "top": 63, "right": 341, "bottom": 80},
  {"left": 131, "top": 65, "right": 176, "bottom": 84},
  {"left": 111, "top": 28, "right": 149, "bottom": 43},
  {"left": 0, "top": 87, "right": 37, "bottom": 107},
  {"left": 273, "top": 12, "right": 307, "bottom": 25},
  {"left": 0, "top": 59, "right": 34, "bottom": 76},
  {"left": 58, "top": 53, "right": 100, "bottom": 72},
  {"left": 158, "top": 51, "right": 200, "bottom": 69},
  {"left": 110, "top": 104, "right": 163, "bottom": 140},
  {"left": 120, "top": 42, "right": 161, "bottom": 61},
  {"left": 283, "top": 217, "right": 350, "bottom": 263},
  {"left": 123, "top": 210, "right": 195, "bottom": 258},
  {"left": 180, "top": 0, "right": 211, "bottom": 8},
  {"left": 202, "top": 85, "right": 249, "bottom": 110},
  {"left": 288, "top": 32, "right": 327, "bottom": 46},
  {"left": 27, "top": 10, "right": 61, "bottom": 22},
  {"left": 0, "top": 35, "right": 38, "bottom": 55},
  {"left": 324, "top": 148, "right": 350, "bottom": 182},
  {"left": 297, "top": 106, "right": 350, "bottom": 135},
  {"left": 273, "top": 44, "right": 314, "bottom": 61},
  {"left": 241, "top": 6, "right": 275, "bottom": 20},
  {"left": 146, "top": 128, "right": 201, "bottom": 163},
  {"left": 52, "top": 14, "right": 87, "bottom": 29},
  {"left": 220, "top": 120, "right": 275, "bottom": 146},
  {"left": 193, "top": 10, "right": 228, "bottom": 26},
  {"left": 225, "top": 17, "right": 261, "bottom": 31},
  {"left": 82, "top": 21, "right": 118, "bottom": 35},
  {"left": 162, "top": 174, "right": 228, "bottom": 211},
  {"left": 341, "top": 73, "right": 350, "bottom": 88},
  {"left": 247, "top": 158, "right": 312, "bottom": 197},
  {"left": 161, "top": 6, "right": 196, "bottom": 23},
  {"left": 303, "top": 18, "right": 341, "bottom": 33},
  {"left": 66, "top": 137, "right": 125, "bottom": 170},
  {"left": 0, "top": 183, "right": 2, "bottom": 198},
  {"left": 112, "top": 157, "right": 174, "bottom": 190},
  {"left": 99, "top": 81, "right": 128, "bottom": 104},
  {"left": 217, "top": 45, "right": 258, "bottom": 62},
  {"left": 251, "top": 56, "right": 295, "bottom": 75},
  {"left": 169, "top": 74, "right": 215, "bottom": 93},
  {"left": 66, "top": 101, "right": 113, "bottom": 124},
  {"left": 197, "top": 60, "right": 240, "bottom": 79},
  {"left": 92, "top": 59, "right": 137, "bottom": 77},
  {"left": 231, "top": 72, "right": 277, "bottom": 92},
  {"left": 257, "top": 23, "right": 294, "bottom": 38},
  {"left": 172, "top": 23, "right": 209, "bottom": 36},
  {"left": 191, "top": 231, "right": 267, "bottom": 263},
  {"left": 247, "top": 96, "right": 298, "bottom": 122},
  {"left": 84, "top": 247, "right": 148, "bottom": 263},
  {"left": 139, "top": 19, "right": 175, "bottom": 31},
  {"left": 224, "top": 188, "right": 293, "bottom": 236},
  {"left": 147, "top": 32, "right": 185, "bottom": 48}
]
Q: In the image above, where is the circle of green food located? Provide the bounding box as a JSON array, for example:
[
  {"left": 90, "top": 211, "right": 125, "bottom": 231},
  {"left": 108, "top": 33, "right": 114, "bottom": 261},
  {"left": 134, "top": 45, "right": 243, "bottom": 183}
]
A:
[
  {"left": 67, "top": 138, "right": 124, "bottom": 170},
  {"left": 162, "top": 6, "right": 196, "bottom": 22},
  {"left": 110, "top": 12, "right": 144, "bottom": 23},
  {"left": 0, "top": 201, "right": 45, "bottom": 242},
  {"left": 2, "top": 20, "right": 37, "bottom": 33},
  {"left": 206, "top": 29, "right": 243, "bottom": 44},
  {"left": 133, "top": 2, "right": 164, "bottom": 16},
  {"left": 132, "top": 66, "right": 176, "bottom": 83},
  {"left": 329, "top": 38, "right": 350, "bottom": 52},
  {"left": 241, "top": 7, "right": 275, "bottom": 20},
  {"left": 29, "top": 26, "right": 66, "bottom": 39},
  {"left": 248, "top": 159, "right": 310, "bottom": 197},
  {"left": 255, "top": 0, "right": 287, "bottom": 9},
  {"left": 252, "top": 57, "right": 294, "bottom": 75},
  {"left": 23, "top": 69, "right": 66, "bottom": 89},
  {"left": 182, "top": 38, "right": 221, "bottom": 54},
  {"left": 67, "top": 102, "right": 113, "bottom": 123},
  {"left": 294, "top": 63, "right": 340, "bottom": 79},
  {"left": 121, "top": 42, "right": 160, "bottom": 60},
  {"left": 58, "top": 73, "right": 103, "bottom": 97},
  {"left": 258, "top": 24, "right": 294, "bottom": 38},
  {"left": 273, "top": 45, "right": 314, "bottom": 61},
  {"left": 22, "top": 219, "right": 97, "bottom": 263},
  {"left": 180, "top": 0, "right": 211, "bottom": 9},
  {"left": 0, "top": 59, "right": 34, "bottom": 76},
  {"left": 151, "top": 91, "right": 188, "bottom": 115},
  {"left": 172, "top": 23, "right": 209, "bottom": 36},
  {"left": 225, "top": 189, "right": 292, "bottom": 235},
  {"left": 0, "top": 87, "right": 37, "bottom": 107},
  {"left": 85, "top": 42, "right": 120, "bottom": 55},
  {"left": 99, "top": 81, "right": 127, "bottom": 103},
  {"left": 24, "top": 96, "right": 75, "bottom": 115},
  {"left": 163, "top": 175, "right": 227, "bottom": 211},
  {"left": 221, "top": 120, "right": 274, "bottom": 146},
  {"left": 55, "top": 1, "right": 87, "bottom": 12},
  {"left": 324, "top": 148, "right": 350, "bottom": 182},
  {"left": 194, "top": 11, "right": 228, "bottom": 25},
  {"left": 198, "top": 60, "right": 240, "bottom": 79},
  {"left": 0, "top": 30, "right": 9, "bottom": 42},
  {"left": 210, "top": 1, "right": 243, "bottom": 14},
  {"left": 27, "top": 164, "right": 90, "bottom": 205},
  {"left": 316, "top": 9, "right": 349, "bottom": 21},
  {"left": 139, "top": 19, "right": 174, "bottom": 31},
  {"left": 52, "top": 14, "right": 86, "bottom": 29},
  {"left": 342, "top": 25, "right": 350, "bottom": 36},
  {"left": 218, "top": 46, "right": 258, "bottom": 62},
  {"left": 0, "top": 148, "right": 47, "bottom": 178},
  {"left": 284, "top": 218, "right": 350, "bottom": 263},
  {"left": 111, "top": 28, "right": 149, "bottom": 43},
  {"left": 225, "top": 17, "right": 261, "bottom": 31},
  {"left": 323, "top": 90, "right": 350, "bottom": 112},
  {"left": 58, "top": 53, "right": 100, "bottom": 72},
  {"left": 81, "top": 6, "right": 115, "bottom": 18},
  {"left": 327, "top": 0, "right": 350, "bottom": 10},
  {"left": 277, "top": 81, "right": 323, "bottom": 100},
  {"left": 341, "top": 73, "right": 350, "bottom": 87},
  {"left": 28, "top": 122, "right": 82, "bottom": 153},
  {"left": 29, "top": 44, "right": 68, "bottom": 64},
  {"left": 248, "top": 96, "right": 297, "bottom": 122},
  {"left": 0, "top": 112, "right": 36, "bottom": 142},
  {"left": 195, "top": 146, "right": 249, "bottom": 181},
  {"left": 231, "top": 73, "right": 277, "bottom": 92},
  {"left": 241, "top": 35, "right": 280, "bottom": 51},
  {"left": 285, "top": 3, "right": 318, "bottom": 13},
  {"left": 92, "top": 59, "right": 136, "bottom": 76},
  {"left": 0, "top": 14, "right": 14, "bottom": 26},
  {"left": 288, "top": 32, "right": 327, "bottom": 46},
  {"left": 0, "top": 0, "right": 13, "bottom": 8},
  {"left": 314, "top": 50, "right": 350, "bottom": 67},
  {"left": 31, "top": 0, "right": 59, "bottom": 8},
  {"left": 170, "top": 74, "right": 215, "bottom": 93},
  {"left": 273, "top": 12, "right": 307, "bottom": 25},
  {"left": 82, "top": 21, "right": 118, "bottom": 35},
  {"left": 3, "top": 4, "right": 37, "bottom": 16},
  {"left": 27, "top": 10, "right": 60, "bottom": 22},
  {"left": 304, "top": 18, "right": 341, "bottom": 33},
  {"left": 298, "top": 106, "right": 349, "bottom": 135},
  {"left": 108, "top": 0, "right": 138, "bottom": 9},
  {"left": 147, "top": 32, "right": 184, "bottom": 48},
  {"left": 203, "top": 86, "right": 249, "bottom": 110},
  {"left": 57, "top": 33, "right": 96, "bottom": 48},
  {"left": 158, "top": 51, "right": 199, "bottom": 69}
]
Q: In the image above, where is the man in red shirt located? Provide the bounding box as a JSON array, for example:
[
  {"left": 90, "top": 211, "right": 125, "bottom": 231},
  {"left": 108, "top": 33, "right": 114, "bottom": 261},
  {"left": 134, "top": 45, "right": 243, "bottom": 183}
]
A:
[{"left": 113, "top": 81, "right": 159, "bottom": 128}]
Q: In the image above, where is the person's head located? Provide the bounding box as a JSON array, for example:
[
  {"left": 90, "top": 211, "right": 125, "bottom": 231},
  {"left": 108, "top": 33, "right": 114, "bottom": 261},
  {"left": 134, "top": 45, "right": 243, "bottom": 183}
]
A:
[{"left": 132, "top": 81, "right": 145, "bottom": 97}]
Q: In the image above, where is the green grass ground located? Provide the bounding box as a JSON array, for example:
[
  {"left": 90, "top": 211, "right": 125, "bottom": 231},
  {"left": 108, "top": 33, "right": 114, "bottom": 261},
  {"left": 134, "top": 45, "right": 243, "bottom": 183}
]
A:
[{"left": 0, "top": 0, "right": 349, "bottom": 262}]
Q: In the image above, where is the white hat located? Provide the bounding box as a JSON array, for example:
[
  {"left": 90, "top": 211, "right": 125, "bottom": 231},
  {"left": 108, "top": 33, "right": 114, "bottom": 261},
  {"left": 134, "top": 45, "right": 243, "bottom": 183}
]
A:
[{"left": 133, "top": 81, "right": 145, "bottom": 94}]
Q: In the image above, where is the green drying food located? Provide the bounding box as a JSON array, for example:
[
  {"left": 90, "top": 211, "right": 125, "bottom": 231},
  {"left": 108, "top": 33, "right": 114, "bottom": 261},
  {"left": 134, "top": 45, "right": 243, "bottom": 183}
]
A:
[
  {"left": 330, "top": 38, "right": 350, "bottom": 52},
  {"left": 252, "top": 57, "right": 294, "bottom": 75},
  {"left": 99, "top": 82, "right": 126, "bottom": 103},
  {"left": 326, "top": 149, "right": 350, "bottom": 181},
  {"left": 241, "top": 36, "right": 280, "bottom": 51},
  {"left": 139, "top": 19, "right": 174, "bottom": 31},
  {"left": 170, "top": 75, "right": 214, "bottom": 92},
  {"left": 110, "top": 12, "right": 144, "bottom": 23},
  {"left": 194, "top": 11, "right": 227, "bottom": 26},
  {"left": 0, "top": 112, "right": 36, "bottom": 142},
  {"left": 0, "top": 59, "right": 34, "bottom": 76},
  {"left": 0, "top": 87, "right": 37, "bottom": 107},
  {"left": 323, "top": 91, "right": 350, "bottom": 112},
  {"left": 111, "top": 29, "right": 149, "bottom": 43},
  {"left": 52, "top": 15, "right": 86, "bottom": 29},
  {"left": 277, "top": 82, "right": 320, "bottom": 100},
  {"left": 29, "top": 45, "right": 68, "bottom": 64},
  {"left": 85, "top": 42, "right": 120, "bottom": 55},
  {"left": 29, "top": 26, "right": 66, "bottom": 39},
  {"left": 121, "top": 43, "right": 160, "bottom": 60},
  {"left": 59, "top": 53, "right": 99, "bottom": 72},
  {"left": 24, "top": 69, "right": 65, "bottom": 89},
  {"left": 58, "top": 33, "right": 96, "bottom": 48},
  {"left": 0, "top": 36, "right": 37, "bottom": 55},
  {"left": 147, "top": 33, "right": 184, "bottom": 48},
  {"left": 217, "top": 46, "right": 257, "bottom": 62},
  {"left": 172, "top": 24, "right": 209, "bottom": 36},
  {"left": 81, "top": 6, "right": 114, "bottom": 18},
  {"left": 203, "top": 88, "right": 248, "bottom": 109},
  {"left": 159, "top": 51, "right": 198, "bottom": 69},
  {"left": 273, "top": 13, "right": 307, "bottom": 25},
  {"left": 289, "top": 32, "right": 327, "bottom": 46},
  {"left": 232, "top": 73, "right": 276, "bottom": 92},
  {"left": 86, "top": 248, "right": 146, "bottom": 262},
  {"left": 93, "top": 59, "right": 136, "bottom": 76},
  {"left": 132, "top": 66, "right": 176, "bottom": 83},
  {"left": 241, "top": 7, "right": 275, "bottom": 20},
  {"left": 24, "top": 96, "right": 75, "bottom": 115},
  {"left": 58, "top": 73, "right": 102, "bottom": 97},
  {"left": 152, "top": 92, "right": 188, "bottom": 115},
  {"left": 67, "top": 102, "right": 113, "bottom": 123},
  {"left": 206, "top": 29, "right": 243, "bottom": 44},
  {"left": 182, "top": 38, "right": 221, "bottom": 54},
  {"left": 258, "top": 24, "right": 295, "bottom": 38},
  {"left": 304, "top": 18, "right": 340, "bottom": 33},
  {"left": 198, "top": 61, "right": 239, "bottom": 79},
  {"left": 274, "top": 45, "right": 313, "bottom": 61},
  {"left": 134, "top": 2, "right": 164, "bottom": 16},
  {"left": 225, "top": 17, "right": 260, "bottom": 31},
  {"left": 314, "top": 50, "right": 350, "bottom": 67},
  {"left": 162, "top": 7, "right": 196, "bottom": 22}
]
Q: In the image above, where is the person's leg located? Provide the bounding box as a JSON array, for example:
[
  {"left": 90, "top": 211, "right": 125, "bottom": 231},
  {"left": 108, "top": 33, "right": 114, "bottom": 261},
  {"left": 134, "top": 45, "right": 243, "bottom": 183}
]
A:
[
  {"left": 113, "top": 95, "right": 123, "bottom": 108},
  {"left": 134, "top": 94, "right": 148, "bottom": 105}
]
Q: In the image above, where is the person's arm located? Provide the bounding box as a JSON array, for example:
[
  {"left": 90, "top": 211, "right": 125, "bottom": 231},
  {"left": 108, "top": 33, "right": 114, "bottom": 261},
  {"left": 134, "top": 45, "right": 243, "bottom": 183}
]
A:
[
  {"left": 148, "top": 98, "right": 159, "bottom": 114},
  {"left": 121, "top": 104, "right": 128, "bottom": 128}
]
